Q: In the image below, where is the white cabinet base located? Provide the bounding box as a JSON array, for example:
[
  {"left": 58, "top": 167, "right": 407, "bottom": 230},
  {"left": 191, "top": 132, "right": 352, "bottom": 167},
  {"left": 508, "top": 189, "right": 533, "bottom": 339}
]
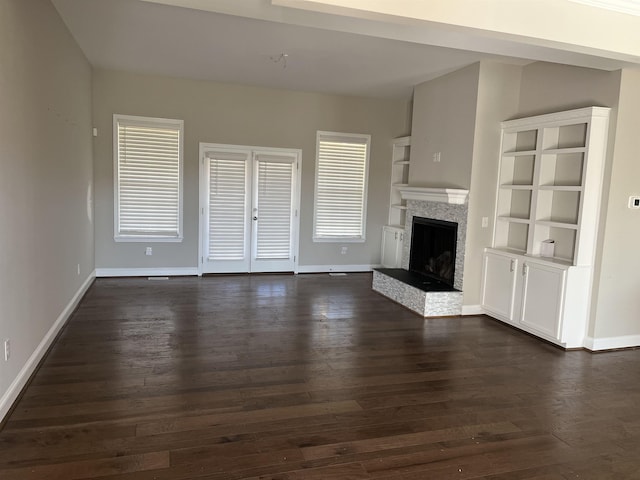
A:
[
  {"left": 381, "top": 226, "right": 404, "bottom": 268},
  {"left": 481, "top": 248, "right": 589, "bottom": 349}
]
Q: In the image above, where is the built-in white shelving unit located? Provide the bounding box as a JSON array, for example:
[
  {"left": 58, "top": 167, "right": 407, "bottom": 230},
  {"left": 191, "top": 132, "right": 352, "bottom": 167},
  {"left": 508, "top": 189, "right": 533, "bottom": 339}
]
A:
[
  {"left": 381, "top": 136, "right": 411, "bottom": 268},
  {"left": 482, "top": 107, "right": 610, "bottom": 348},
  {"left": 388, "top": 136, "right": 411, "bottom": 228}
]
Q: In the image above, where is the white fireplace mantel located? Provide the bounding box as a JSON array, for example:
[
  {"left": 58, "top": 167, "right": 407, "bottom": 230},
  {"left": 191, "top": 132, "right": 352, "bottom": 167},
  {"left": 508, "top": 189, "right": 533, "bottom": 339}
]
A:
[{"left": 398, "top": 186, "right": 469, "bottom": 205}]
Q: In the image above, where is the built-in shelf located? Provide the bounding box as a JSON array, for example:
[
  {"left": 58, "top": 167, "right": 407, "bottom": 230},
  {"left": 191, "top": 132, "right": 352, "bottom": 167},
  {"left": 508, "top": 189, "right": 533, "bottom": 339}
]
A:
[
  {"left": 493, "top": 107, "right": 607, "bottom": 260},
  {"left": 483, "top": 106, "right": 611, "bottom": 349},
  {"left": 543, "top": 147, "right": 586, "bottom": 155},
  {"left": 502, "top": 149, "right": 537, "bottom": 157},
  {"left": 500, "top": 184, "right": 534, "bottom": 190},
  {"left": 387, "top": 136, "right": 411, "bottom": 228},
  {"left": 497, "top": 216, "right": 530, "bottom": 224},
  {"left": 536, "top": 220, "right": 578, "bottom": 229},
  {"left": 384, "top": 136, "right": 411, "bottom": 263},
  {"left": 538, "top": 185, "right": 582, "bottom": 191}
]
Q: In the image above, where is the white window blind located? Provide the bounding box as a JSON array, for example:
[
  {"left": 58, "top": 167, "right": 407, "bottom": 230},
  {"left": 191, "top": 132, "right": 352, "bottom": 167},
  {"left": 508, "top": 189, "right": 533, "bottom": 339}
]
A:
[
  {"left": 207, "top": 151, "right": 249, "bottom": 260},
  {"left": 313, "top": 132, "right": 370, "bottom": 241},
  {"left": 114, "top": 115, "right": 183, "bottom": 241},
  {"left": 255, "top": 154, "right": 295, "bottom": 260}
]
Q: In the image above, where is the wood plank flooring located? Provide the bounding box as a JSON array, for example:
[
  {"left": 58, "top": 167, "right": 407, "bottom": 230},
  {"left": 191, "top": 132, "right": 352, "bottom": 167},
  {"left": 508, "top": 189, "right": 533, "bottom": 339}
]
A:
[{"left": 2, "top": 273, "right": 640, "bottom": 479}]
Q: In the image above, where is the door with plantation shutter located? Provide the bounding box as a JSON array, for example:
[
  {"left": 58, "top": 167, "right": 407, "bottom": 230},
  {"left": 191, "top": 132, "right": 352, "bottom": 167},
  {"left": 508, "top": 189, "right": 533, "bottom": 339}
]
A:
[
  {"left": 202, "top": 148, "right": 252, "bottom": 273},
  {"left": 251, "top": 152, "right": 297, "bottom": 272},
  {"left": 199, "top": 144, "right": 300, "bottom": 274}
]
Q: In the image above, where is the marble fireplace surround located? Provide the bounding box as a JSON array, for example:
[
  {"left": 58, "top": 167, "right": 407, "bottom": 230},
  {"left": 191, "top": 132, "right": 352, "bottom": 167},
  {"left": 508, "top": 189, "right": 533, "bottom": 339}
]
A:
[{"left": 373, "top": 187, "right": 469, "bottom": 317}]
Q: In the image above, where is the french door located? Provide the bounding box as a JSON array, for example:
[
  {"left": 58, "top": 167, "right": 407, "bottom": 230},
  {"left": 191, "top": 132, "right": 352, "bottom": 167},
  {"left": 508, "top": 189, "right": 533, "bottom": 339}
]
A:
[{"left": 199, "top": 143, "right": 301, "bottom": 274}]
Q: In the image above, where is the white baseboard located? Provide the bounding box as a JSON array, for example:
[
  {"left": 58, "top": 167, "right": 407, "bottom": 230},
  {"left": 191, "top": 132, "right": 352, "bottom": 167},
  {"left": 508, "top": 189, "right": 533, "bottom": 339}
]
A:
[
  {"left": 462, "top": 305, "right": 483, "bottom": 316},
  {"left": 96, "top": 267, "right": 198, "bottom": 277},
  {"left": 0, "top": 270, "right": 96, "bottom": 422},
  {"left": 297, "top": 264, "right": 380, "bottom": 274},
  {"left": 583, "top": 334, "right": 640, "bottom": 351}
]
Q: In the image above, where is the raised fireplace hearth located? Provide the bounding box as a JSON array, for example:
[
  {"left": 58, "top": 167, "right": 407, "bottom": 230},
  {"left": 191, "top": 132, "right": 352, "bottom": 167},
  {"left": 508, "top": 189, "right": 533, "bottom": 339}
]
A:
[
  {"left": 372, "top": 267, "right": 462, "bottom": 317},
  {"left": 373, "top": 187, "right": 468, "bottom": 317}
]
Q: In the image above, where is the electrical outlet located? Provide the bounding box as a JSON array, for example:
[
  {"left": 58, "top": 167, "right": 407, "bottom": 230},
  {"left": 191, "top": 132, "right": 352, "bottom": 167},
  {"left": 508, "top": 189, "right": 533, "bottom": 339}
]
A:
[
  {"left": 481, "top": 217, "right": 489, "bottom": 228},
  {"left": 432, "top": 152, "right": 441, "bottom": 163},
  {"left": 4, "top": 339, "right": 9, "bottom": 361},
  {"left": 341, "top": 246, "right": 348, "bottom": 255},
  {"left": 145, "top": 247, "right": 153, "bottom": 256}
]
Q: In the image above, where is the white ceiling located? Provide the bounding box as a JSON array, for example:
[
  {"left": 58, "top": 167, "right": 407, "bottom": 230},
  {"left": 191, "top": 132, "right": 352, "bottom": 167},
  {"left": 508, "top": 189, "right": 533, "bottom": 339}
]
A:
[{"left": 51, "top": 0, "right": 639, "bottom": 99}]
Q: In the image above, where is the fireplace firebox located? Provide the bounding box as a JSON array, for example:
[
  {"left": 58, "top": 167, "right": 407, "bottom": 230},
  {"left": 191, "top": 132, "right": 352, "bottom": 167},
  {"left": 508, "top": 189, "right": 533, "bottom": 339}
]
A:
[{"left": 409, "top": 217, "right": 458, "bottom": 288}]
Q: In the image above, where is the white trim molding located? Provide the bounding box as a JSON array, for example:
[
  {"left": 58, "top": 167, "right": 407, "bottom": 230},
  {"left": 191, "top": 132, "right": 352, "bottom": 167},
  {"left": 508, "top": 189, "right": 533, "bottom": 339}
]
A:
[
  {"left": 0, "top": 270, "right": 96, "bottom": 422},
  {"left": 399, "top": 186, "right": 469, "bottom": 205},
  {"left": 462, "top": 305, "right": 484, "bottom": 315},
  {"left": 501, "top": 106, "right": 611, "bottom": 129},
  {"left": 96, "top": 267, "right": 198, "bottom": 277},
  {"left": 297, "top": 264, "right": 379, "bottom": 273},
  {"left": 583, "top": 334, "right": 640, "bottom": 351}
]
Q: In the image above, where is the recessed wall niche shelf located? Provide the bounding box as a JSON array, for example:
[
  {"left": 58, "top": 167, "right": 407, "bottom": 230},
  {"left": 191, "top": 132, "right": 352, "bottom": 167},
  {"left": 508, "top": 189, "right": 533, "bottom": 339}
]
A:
[{"left": 482, "top": 106, "right": 610, "bottom": 348}]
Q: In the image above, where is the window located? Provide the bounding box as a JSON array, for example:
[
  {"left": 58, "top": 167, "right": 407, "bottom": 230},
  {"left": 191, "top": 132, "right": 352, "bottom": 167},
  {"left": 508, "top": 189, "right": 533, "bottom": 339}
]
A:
[
  {"left": 114, "top": 114, "right": 183, "bottom": 241},
  {"left": 313, "top": 131, "right": 370, "bottom": 242}
]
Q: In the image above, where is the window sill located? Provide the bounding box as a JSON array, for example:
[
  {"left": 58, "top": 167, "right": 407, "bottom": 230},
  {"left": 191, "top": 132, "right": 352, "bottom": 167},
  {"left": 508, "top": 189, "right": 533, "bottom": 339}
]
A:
[
  {"left": 114, "top": 236, "right": 184, "bottom": 243},
  {"left": 312, "top": 237, "right": 365, "bottom": 243}
]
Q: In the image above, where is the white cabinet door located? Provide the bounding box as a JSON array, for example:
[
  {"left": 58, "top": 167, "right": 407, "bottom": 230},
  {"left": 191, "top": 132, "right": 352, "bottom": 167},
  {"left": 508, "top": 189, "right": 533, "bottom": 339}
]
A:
[
  {"left": 481, "top": 251, "right": 518, "bottom": 322},
  {"left": 381, "top": 226, "right": 404, "bottom": 268},
  {"left": 520, "top": 262, "right": 566, "bottom": 339}
]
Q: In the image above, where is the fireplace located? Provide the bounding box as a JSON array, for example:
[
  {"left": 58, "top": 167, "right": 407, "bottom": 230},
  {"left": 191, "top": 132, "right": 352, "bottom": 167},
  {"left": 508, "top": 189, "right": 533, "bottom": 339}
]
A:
[
  {"left": 409, "top": 217, "right": 458, "bottom": 288},
  {"left": 373, "top": 189, "right": 467, "bottom": 317}
]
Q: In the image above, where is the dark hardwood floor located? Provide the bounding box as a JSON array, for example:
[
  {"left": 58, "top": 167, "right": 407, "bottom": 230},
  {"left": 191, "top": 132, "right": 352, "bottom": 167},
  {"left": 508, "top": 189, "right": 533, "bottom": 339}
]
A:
[{"left": 2, "top": 273, "right": 640, "bottom": 479}]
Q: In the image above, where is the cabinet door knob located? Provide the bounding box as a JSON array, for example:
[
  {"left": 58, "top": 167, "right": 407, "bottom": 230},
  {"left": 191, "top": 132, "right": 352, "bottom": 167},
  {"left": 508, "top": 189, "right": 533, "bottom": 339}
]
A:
[
  {"left": 523, "top": 264, "right": 528, "bottom": 276},
  {"left": 395, "top": 232, "right": 398, "bottom": 240}
]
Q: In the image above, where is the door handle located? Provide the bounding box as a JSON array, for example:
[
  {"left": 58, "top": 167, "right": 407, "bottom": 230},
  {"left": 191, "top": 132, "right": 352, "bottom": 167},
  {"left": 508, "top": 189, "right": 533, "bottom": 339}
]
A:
[
  {"left": 395, "top": 232, "right": 398, "bottom": 240},
  {"left": 522, "top": 263, "right": 528, "bottom": 277},
  {"left": 253, "top": 216, "right": 258, "bottom": 221},
  {"left": 510, "top": 259, "right": 516, "bottom": 272}
]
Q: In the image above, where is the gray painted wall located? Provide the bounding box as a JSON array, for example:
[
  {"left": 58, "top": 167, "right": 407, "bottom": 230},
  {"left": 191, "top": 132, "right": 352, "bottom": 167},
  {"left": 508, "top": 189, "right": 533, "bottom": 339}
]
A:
[
  {"left": 516, "top": 62, "right": 620, "bottom": 119},
  {"left": 464, "top": 62, "right": 522, "bottom": 306},
  {"left": 0, "top": 0, "right": 94, "bottom": 416},
  {"left": 592, "top": 68, "right": 640, "bottom": 339},
  {"left": 409, "top": 63, "right": 480, "bottom": 190},
  {"left": 92, "top": 70, "right": 410, "bottom": 270}
]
